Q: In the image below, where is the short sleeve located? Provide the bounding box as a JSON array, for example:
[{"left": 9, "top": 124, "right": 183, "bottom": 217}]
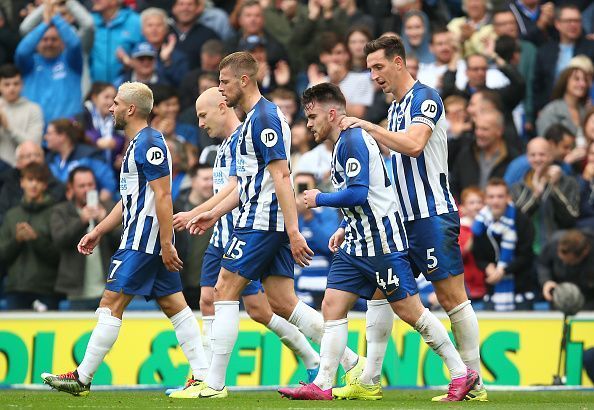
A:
[
  {"left": 339, "top": 130, "right": 370, "bottom": 188},
  {"left": 252, "top": 110, "right": 287, "bottom": 165},
  {"left": 409, "top": 87, "right": 443, "bottom": 130},
  {"left": 136, "top": 134, "right": 170, "bottom": 181}
]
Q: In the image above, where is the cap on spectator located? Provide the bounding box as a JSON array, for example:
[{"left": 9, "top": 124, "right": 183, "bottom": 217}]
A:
[
  {"left": 567, "top": 54, "right": 594, "bottom": 76},
  {"left": 132, "top": 42, "right": 157, "bottom": 59},
  {"left": 239, "top": 35, "right": 267, "bottom": 52}
]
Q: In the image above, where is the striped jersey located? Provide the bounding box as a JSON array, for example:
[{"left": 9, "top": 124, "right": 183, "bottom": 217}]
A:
[
  {"left": 119, "top": 127, "right": 172, "bottom": 255},
  {"left": 331, "top": 127, "right": 408, "bottom": 257},
  {"left": 210, "top": 126, "right": 241, "bottom": 248},
  {"left": 387, "top": 81, "right": 457, "bottom": 221},
  {"left": 234, "top": 97, "right": 291, "bottom": 232}
]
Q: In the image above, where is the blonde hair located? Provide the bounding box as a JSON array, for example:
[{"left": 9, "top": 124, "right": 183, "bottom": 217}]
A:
[
  {"left": 140, "top": 7, "right": 169, "bottom": 25},
  {"left": 118, "top": 82, "right": 154, "bottom": 118},
  {"left": 219, "top": 51, "right": 258, "bottom": 80}
]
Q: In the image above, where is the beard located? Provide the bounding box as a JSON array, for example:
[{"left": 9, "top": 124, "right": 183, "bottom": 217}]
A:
[
  {"left": 224, "top": 92, "right": 240, "bottom": 108},
  {"left": 113, "top": 113, "right": 126, "bottom": 130}
]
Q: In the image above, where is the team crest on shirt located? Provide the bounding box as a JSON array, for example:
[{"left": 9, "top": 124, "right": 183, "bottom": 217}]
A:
[
  {"left": 260, "top": 128, "right": 278, "bottom": 147},
  {"left": 146, "top": 147, "right": 165, "bottom": 165},
  {"left": 345, "top": 158, "right": 361, "bottom": 177},
  {"left": 420, "top": 100, "right": 438, "bottom": 118}
]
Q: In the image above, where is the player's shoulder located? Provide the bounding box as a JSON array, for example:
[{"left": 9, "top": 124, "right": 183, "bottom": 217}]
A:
[
  {"left": 411, "top": 81, "right": 443, "bottom": 105},
  {"left": 251, "top": 98, "right": 284, "bottom": 128},
  {"left": 338, "top": 127, "right": 369, "bottom": 153},
  {"left": 135, "top": 127, "right": 167, "bottom": 163}
]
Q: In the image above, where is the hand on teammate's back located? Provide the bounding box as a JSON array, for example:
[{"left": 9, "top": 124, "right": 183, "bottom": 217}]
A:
[
  {"left": 289, "top": 231, "right": 314, "bottom": 267},
  {"left": 161, "top": 242, "right": 183, "bottom": 272}
]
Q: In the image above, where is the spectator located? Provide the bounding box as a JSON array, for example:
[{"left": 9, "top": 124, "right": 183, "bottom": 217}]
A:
[
  {"left": 505, "top": 124, "right": 577, "bottom": 187},
  {"left": 405, "top": 52, "right": 419, "bottom": 79},
  {"left": 0, "top": 163, "right": 60, "bottom": 310},
  {"left": 417, "top": 27, "right": 465, "bottom": 92},
  {"left": 15, "top": 11, "right": 82, "bottom": 124},
  {"left": 346, "top": 25, "right": 373, "bottom": 73},
  {"left": 0, "top": 5, "right": 20, "bottom": 65},
  {"left": 173, "top": 164, "right": 213, "bottom": 308},
  {"left": 447, "top": 0, "right": 493, "bottom": 57},
  {"left": 458, "top": 186, "right": 486, "bottom": 303},
  {"left": 335, "top": 0, "right": 375, "bottom": 35},
  {"left": 170, "top": 0, "right": 219, "bottom": 70},
  {"left": 0, "top": 141, "right": 65, "bottom": 225},
  {"left": 114, "top": 42, "right": 170, "bottom": 87},
  {"left": 442, "top": 52, "right": 525, "bottom": 121},
  {"left": 536, "top": 66, "right": 591, "bottom": 138},
  {"left": 511, "top": 137, "right": 579, "bottom": 254},
  {"left": 585, "top": 107, "right": 594, "bottom": 146},
  {"left": 491, "top": 8, "right": 538, "bottom": 137},
  {"left": 76, "top": 82, "right": 125, "bottom": 168},
  {"left": 0, "top": 64, "right": 43, "bottom": 167},
  {"left": 19, "top": 0, "right": 93, "bottom": 94},
  {"left": 450, "top": 109, "right": 519, "bottom": 199},
  {"left": 178, "top": 39, "right": 224, "bottom": 110},
  {"left": 45, "top": 118, "right": 116, "bottom": 201},
  {"left": 263, "top": 0, "right": 307, "bottom": 49},
  {"left": 194, "top": 0, "right": 233, "bottom": 41},
  {"left": 239, "top": 34, "right": 291, "bottom": 94},
  {"left": 139, "top": 7, "right": 189, "bottom": 87},
  {"left": 472, "top": 178, "right": 535, "bottom": 310},
  {"left": 537, "top": 229, "right": 594, "bottom": 310},
  {"left": 577, "top": 142, "right": 594, "bottom": 229},
  {"left": 290, "top": 118, "right": 314, "bottom": 173},
  {"left": 90, "top": 0, "right": 141, "bottom": 84},
  {"left": 268, "top": 87, "right": 298, "bottom": 126},
  {"left": 444, "top": 95, "right": 472, "bottom": 168},
  {"left": 533, "top": 4, "right": 594, "bottom": 114},
  {"left": 509, "top": 0, "right": 555, "bottom": 46},
  {"left": 401, "top": 10, "right": 434, "bottom": 64},
  {"left": 294, "top": 171, "right": 341, "bottom": 308},
  {"left": 166, "top": 138, "right": 191, "bottom": 201},
  {"left": 225, "top": 0, "right": 289, "bottom": 70},
  {"left": 51, "top": 166, "right": 119, "bottom": 310}
]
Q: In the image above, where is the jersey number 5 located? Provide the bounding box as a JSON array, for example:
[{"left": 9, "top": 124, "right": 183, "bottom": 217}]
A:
[{"left": 427, "top": 248, "right": 438, "bottom": 269}]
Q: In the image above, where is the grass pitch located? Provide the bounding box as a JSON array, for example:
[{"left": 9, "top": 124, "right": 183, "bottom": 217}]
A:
[{"left": 2, "top": 390, "right": 594, "bottom": 409}]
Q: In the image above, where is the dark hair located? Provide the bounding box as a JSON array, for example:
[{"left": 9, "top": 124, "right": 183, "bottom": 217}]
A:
[
  {"left": 68, "top": 166, "right": 95, "bottom": 184},
  {"left": 551, "top": 67, "right": 589, "bottom": 105},
  {"left": 495, "top": 35, "right": 519, "bottom": 63},
  {"left": 558, "top": 229, "right": 590, "bottom": 257},
  {"left": 346, "top": 25, "right": 373, "bottom": 45},
  {"left": 302, "top": 83, "right": 346, "bottom": 112},
  {"left": 219, "top": 51, "right": 258, "bottom": 80},
  {"left": 238, "top": 0, "right": 261, "bottom": 16},
  {"left": 21, "top": 162, "right": 51, "bottom": 184},
  {"left": 268, "top": 87, "right": 297, "bottom": 102},
  {"left": 485, "top": 177, "right": 509, "bottom": 193},
  {"left": 201, "top": 39, "right": 224, "bottom": 56},
  {"left": 0, "top": 64, "right": 20, "bottom": 80},
  {"left": 151, "top": 84, "right": 179, "bottom": 106},
  {"left": 85, "top": 81, "right": 115, "bottom": 102},
  {"left": 476, "top": 89, "right": 503, "bottom": 112},
  {"left": 189, "top": 163, "right": 213, "bottom": 177},
  {"left": 465, "top": 53, "right": 488, "bottom": 66},
  {"left": 364, "top": 35, "right": 406, "bottom": 60},
  {"left": 492, "top": 7, "right": 514, "bottom": 19},
  {"left": 544, "top": 123, "right": 575, "bottom": 143},
  {"left": 318, "top": 32, "right": 343, "bottom": 55},
  {"left": 50, "top": 118, "right": 85, "bottom": 145},
  {"left": 555, "top": 4, "right": 581, "bottom": 21},
  {"left": 431, "top": 26, "right": 450, "bottom": 42}
]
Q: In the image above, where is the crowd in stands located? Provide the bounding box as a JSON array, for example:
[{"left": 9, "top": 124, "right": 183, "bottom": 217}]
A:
[{"left": 0, "top": 0, "right": 594, "bottom": 312}]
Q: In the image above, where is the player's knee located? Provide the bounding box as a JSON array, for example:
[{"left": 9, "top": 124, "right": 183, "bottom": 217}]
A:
[
  {"left": 435, "top": 290, "right": 467, "bottom": 312},
  {"left": 321, "top": 296, "right": 347, "bottom": 320},
  {"left": 200, "top": 297, "right": 214, "bottom": 316},
  {"left": 267, "top": 297, "right": 292, "bottom": 320},
  {"left": 246, "top": 304, "right": 272, "bottom": 325}
]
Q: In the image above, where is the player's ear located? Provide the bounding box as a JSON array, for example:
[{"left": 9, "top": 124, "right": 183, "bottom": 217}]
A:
[{"left": 128, "top": 104, "right": 135, "bottom": 116}]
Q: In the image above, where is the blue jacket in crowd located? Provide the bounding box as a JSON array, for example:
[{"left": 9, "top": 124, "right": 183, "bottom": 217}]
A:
[
  {"left": 15, "top": 15, "right": 82, "bottom": 124},
  {"left": 91, "top": 7, "right": 142, "bottom": 84}
]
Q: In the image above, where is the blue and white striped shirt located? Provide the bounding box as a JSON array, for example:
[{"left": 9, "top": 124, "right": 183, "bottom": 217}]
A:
[
  {"left": 234, "top": 97, "right": 291, "bottom": 232},
  {"left": 331, "top": 127, "right": 408, "bottom": 257},
  {"left": 210, "top": 126, "right": 241, "bottom": 248},
  {"left": 387, "top": 81, "right": 457, "bottom": 221},
  {"left": 119, "top": 127, "right": 172, "bottom": 255}
]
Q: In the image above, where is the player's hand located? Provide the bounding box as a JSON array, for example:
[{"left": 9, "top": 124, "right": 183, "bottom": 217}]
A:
[
  {"left": 340, "top": 116, "right": 368, "bottom": 131},
  {"left": 328, "top": 227, "right": 345, "bottom": 252},
  {"left": 161, "top": 242, "right": 184, "bottom": 272},
  {"left": 173, "top": 210, "right": 194, "bottom": 231},
  {"left": 187, "top": 210, "right": 217, "bottom": 235},
  {"left": 486, "top": 265, "right": 505, "bottom": 285},
  {"left": 78, "top": 229, "right": 102, "bottom": 255},
  {"left": 289, "top": 231, "right": 314, "bottom": 267},
  {"left": 543, "top": 280, "right": 558, "bottom": 302},
  {"left": 303, "top": 189, "right": 320, "bottom": 209}
]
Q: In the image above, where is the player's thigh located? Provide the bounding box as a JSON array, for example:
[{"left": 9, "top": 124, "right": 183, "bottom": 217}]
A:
[
  {"left": 389, "top": 293, "right": 426, "bottom": 327},
  {"left": 321, "top": 288, "right": 359, "bottom": 320},
  {"left": 214, "top": 267, "right": 250, "bottom": 301},
  {"left": 99, "top": 290, "right": 135, "bottom": 319},
  {"left": 326, "top": 250, "right": 378, "bottom": 303},
  {"left": 243, "top": 291, "right": 274, "bottom": 325},
  {"left": 431, "top": 274, "right": 468, "bottom": 312},
  {"left": 371, "top": 250, "right": 419, "bottom": 303},
  {"left": 371, "top": 288, "right": 386, "bottom": 300},
  {"left": 261, "top": 275, "right": 299, "bottom": 319},
  {"left": 200, "top": 286, "right": 215, "bottom": 316},
  {"left": 156, "top": 291, "right": 189, "bottom": 318}
]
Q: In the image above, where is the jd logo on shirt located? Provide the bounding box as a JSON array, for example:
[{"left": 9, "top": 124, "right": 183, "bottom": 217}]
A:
[
  {"left": 346, "top": 158, "right": 361, "bottom": 177},
  {"left": 421, "top": 100, "right": 438, "bottom": 118},
  {"left": 261, "top": 128, "right": 278, "bottom": 147},
  {"left": 147, "top": 147, "right": 165, "bottom": 165}
]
